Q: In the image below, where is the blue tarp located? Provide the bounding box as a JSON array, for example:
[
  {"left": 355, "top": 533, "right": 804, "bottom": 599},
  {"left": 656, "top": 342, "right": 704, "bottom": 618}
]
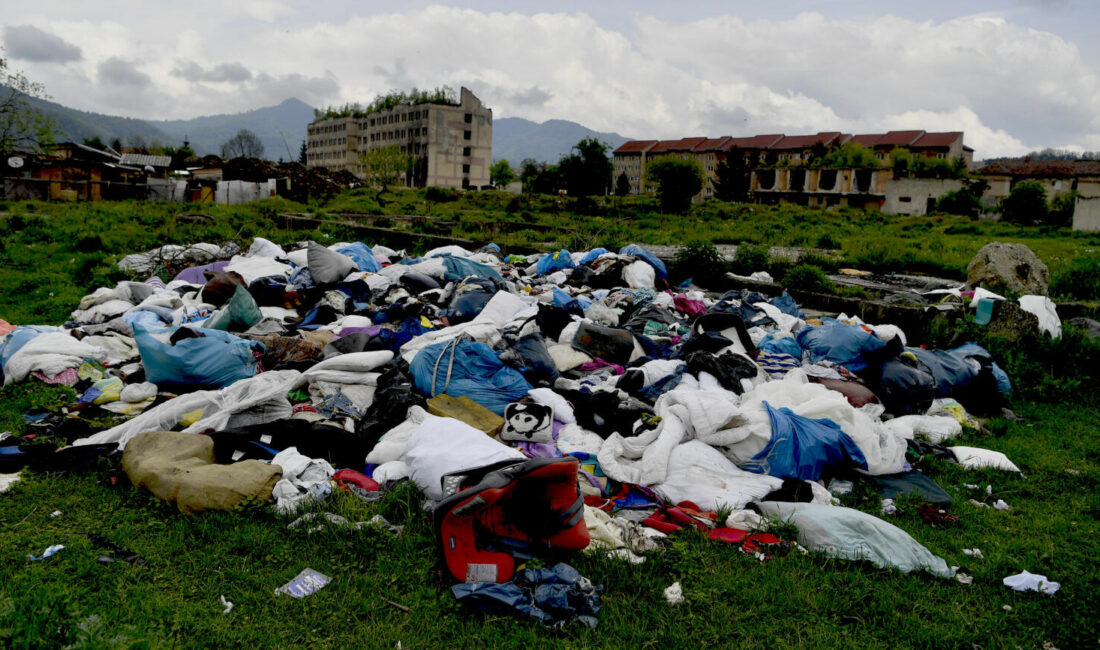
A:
[
  {"left": 441, "top": 256, "right": 504, "bottom": 283},
  {"left": 743, "top": 402, "right": 868, "bottom": 481},
  {"left": 951, "top": 342, "right": 1012, "bottom": 396},
  {"left": 907, "top": 347, "right": 979, "bottom": 398},
  {"left": 536, "top": 249, "right": 575, "bottom": 275},
  {"left": 134, "top": 324, "right": 261, "bottom": 388},
  {"left": 795, "top": 319, "right": 888, "bottom": 372},
  {"left": 410, "top": 338, "right": 533, "bottom": 415},
  {"left": 758, "top": 332, "right": 804, "bottom": 358},
  {"left": 578, "top": 248, "right": 610, "bottom": 265},
  {"left": 333, "top": 242, "right": 382, "bottom": 273},
  {"left": 619, "top": 244, "right": 668, "bottom": 279}
]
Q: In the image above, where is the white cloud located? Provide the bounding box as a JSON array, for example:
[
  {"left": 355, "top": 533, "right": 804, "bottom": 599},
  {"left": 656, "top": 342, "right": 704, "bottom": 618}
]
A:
[{"left": 1, "top": 5, "right": 1098, "bottom": 157}]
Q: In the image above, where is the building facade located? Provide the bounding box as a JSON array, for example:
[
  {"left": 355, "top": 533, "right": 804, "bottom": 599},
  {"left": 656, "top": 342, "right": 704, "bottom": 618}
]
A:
[
  {"left": 612, "top": 130, "right": 972, "bottom": 204},
  {"left": 306, "top": 87, "right": 492, "bottom": 190}
]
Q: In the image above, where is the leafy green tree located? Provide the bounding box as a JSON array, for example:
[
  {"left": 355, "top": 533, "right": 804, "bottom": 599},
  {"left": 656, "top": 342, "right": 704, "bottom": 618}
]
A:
[
  {"left": 359, "top": 144, "right": 410, "bottom": 205},
  {"left": 934, "top": 189, "right": 983, "bottom": 217},
  {"left": 647, "top": 157, "right": 704, "bottom": 213},
  {"left": 1049, "top": 191, "right": 1077, "bottom": 227},
  {"left": 891, "top": 147, "right": 913, "bottom": 177},
  {"left": 82, "top": 136, "right": 106, "bottom": 150},
  {"left": 1001, "top": 180, "right": 1049, "bottom": 225},
  {"left": 558, "top": 137, "right": 612, "bottom": 197},
  {"left": 490, "top": 159, "right": 515, "bottom": 189},
  {"left": 519, "top": 158, "right": 540, "bottom": 193},
  {"left": 298, "top": 140, "right": 308, "bottom": 165},
  {"left": 0, "top": 50, "right": 58, "bottom": 152},
  {"left": 614, "top": 171, "right": 631, "bottom": 197},
  {"left": 815, "top": 142, "right": 880, "bottom": 168},
  {"left": 713, "top": 148, "right": 751, "bottom": 202},
  {"left": 220, "top": 129, "right": 265, "bottom": 159}
]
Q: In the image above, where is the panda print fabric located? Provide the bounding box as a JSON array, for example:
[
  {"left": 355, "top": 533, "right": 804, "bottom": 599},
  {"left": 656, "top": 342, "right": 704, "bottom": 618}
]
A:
[{"left": 500, "top": 402, "right": 554, "bottom": 443}]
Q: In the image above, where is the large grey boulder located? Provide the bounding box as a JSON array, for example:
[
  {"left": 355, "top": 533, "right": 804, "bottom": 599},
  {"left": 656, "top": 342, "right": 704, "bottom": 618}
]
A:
[{"left": 966, "top": 242, "right": 1049, "bottom": 296}]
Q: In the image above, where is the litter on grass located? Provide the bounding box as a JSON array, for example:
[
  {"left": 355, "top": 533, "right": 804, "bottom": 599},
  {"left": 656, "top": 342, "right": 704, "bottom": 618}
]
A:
[{"left": 0, "top": 236, "right": 1045, "bottom": 624}]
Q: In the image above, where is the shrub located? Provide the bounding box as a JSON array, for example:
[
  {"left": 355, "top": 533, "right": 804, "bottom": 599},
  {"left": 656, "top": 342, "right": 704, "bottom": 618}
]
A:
[
  {"left": 783, "top": 264, "right": 834, "bottom": 293},
  {"left": 1001, "top": 180, "right": 1048, "bottom": 225},
  {"left": 816, "top": 232, "right": 841, "bottom": 249},
  {"left": 672, "top": 241, "right": 728, "bottom": 288},
  {"left": 935, "top": 189, "right": 982, "bottom": 217},
  {"left": 797, "top": 250, "right": 839, "bottom": 272},
  {"left": 732, "top": 243, "right": 770, "bottom": 274},
  {"left": 424, "top": 186, "right": 459, "bottom": 202}
]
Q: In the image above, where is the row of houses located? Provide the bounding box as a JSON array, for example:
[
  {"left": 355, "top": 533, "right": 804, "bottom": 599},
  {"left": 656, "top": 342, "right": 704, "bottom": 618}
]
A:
[
  {"left": 0, "top": 144, "right": 285, "bottom": 204},
  {"left": 613, "top": 130, "right": 973, "bottom": 199}
]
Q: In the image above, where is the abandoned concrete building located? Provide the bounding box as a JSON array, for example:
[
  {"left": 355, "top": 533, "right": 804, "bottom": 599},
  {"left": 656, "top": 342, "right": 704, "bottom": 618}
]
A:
[
  {"left": 612, "top": 131, "right": 973, "bottom": 214},
  {"left": 306, "top": 87, "right": 492, "bottom": 190}
]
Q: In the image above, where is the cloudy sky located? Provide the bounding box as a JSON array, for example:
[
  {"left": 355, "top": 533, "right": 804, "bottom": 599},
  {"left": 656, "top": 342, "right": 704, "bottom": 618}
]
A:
[{"left": 2, "top": 0, "right": 1098, "bottom": 158}]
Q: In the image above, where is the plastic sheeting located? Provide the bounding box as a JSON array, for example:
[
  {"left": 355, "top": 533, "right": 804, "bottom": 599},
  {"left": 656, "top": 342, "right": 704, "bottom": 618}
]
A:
[
  {"left": 134, "top": 325, "right": 260, "bottom": 388},
  {"left": 741, "top": 402, "right": 867, "bottom": 481},
  {"left": 619, "top": 244, "right": 668, "bottom": 279},
  {"left": 755, "top": 501, "right": 954, "bottom": 578},
  {"left": 409, "top": 338, "right": 533, "bottom": 415}
]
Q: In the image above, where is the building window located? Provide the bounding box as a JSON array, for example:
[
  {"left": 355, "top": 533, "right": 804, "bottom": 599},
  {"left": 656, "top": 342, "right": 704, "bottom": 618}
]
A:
[
  {"left": 462, "top": 163, "right": 470, "bottom": 173},
  {"left": 899, "top": 196, "right": 912, "bottom": 203},
  {"left": 422, "top": 127, "right": 428, "bottom": 136},
  {"left": 464, "top": 113, "right": 472, "bottom": 123},
  {"left": 937, "top": 153, "right": 945, "bottom": 159},
  {"left": 463, "top": 131, "right": 471, "bottom": 140},
  {"left": 463, "top": 146, "right": 471, "bottom": 157}
]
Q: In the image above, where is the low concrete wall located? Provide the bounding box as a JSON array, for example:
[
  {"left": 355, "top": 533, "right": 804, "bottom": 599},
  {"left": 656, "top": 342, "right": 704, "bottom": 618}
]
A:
[
  {"left": 1072, "top": 196, "right": 1100, "bottom": 231},
  {"left": 883, "top": 178, "right": 964, "bottom": 216}
]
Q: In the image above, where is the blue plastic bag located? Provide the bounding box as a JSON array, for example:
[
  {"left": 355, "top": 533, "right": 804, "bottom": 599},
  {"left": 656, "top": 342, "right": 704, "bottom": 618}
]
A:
[
  {"left": 758, "top": 332, "right": 803, "bottom": 358},
  {"left": 410, "top": 339, "right": 533, "bottom": 415},
  {"left": 742, "top": 402, "right": 868, "bottom": 481},
  {"left": 795, "top": 320, "right": 888, "bottom": 372},
  {"left": 134, "top": 324, "right": 261, "bottom": 388},
  {"left": 536, "top": 249, "right": 575, "bottom": 275},
  {"left": 441, "top": 256, "right": 504, "bottom": 283},
  {"left": 332, "top": 242, "right": 382, "bottom": 273},
  {"left": 619, "top": 244, "right": 668, "bottom": 279},
  {"left": 578, "top": 248, "right": 610, "bottom": 265}
]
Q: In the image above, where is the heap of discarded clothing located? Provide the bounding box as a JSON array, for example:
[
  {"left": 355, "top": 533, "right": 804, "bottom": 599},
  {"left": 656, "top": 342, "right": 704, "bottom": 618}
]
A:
[{"left": 0, "top": 236, "right": 1025, "bottom": 624}]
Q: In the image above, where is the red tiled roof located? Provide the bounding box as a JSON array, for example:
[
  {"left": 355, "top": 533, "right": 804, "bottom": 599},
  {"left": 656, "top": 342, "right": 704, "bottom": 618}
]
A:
[
  {"left": 613, "top": 140, "right": 658, "bottom": 154},
  {"left": 671, "top": 137, "right": 708, "bottom": 151},
  {"left": 876, "top": 130, "right": 925, "bottom": 147},
  {"left": 693, "top": 137, "right": 731, "bottom": 152},
  {"left": 647, "top": 140, "right": 679, "bottom": 154},
  {"left": 771, "top": 132, "right": 845, "bottom": 151},
  {"left": 912, "top": 132, "right": 963, "bottom": 149},
  {"left": 718, "top": 134, "right": 784, "bottom": 151},
  {"left": 977, "top": 160, "right": 1100, "bottom": 177},
  {"left": 850, "top": 134, "right": 881, "bottom": 147}
]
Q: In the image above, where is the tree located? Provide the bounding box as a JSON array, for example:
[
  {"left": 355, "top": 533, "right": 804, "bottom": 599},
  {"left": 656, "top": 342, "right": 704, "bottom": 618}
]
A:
[
  {"left": 359, "top": 144, "right": 410, "bottom": 205},
  {"left": 520, "top": 158, "right": 540, "bottom": 193},
  {"left": 614, "top": 171, "right": 631, "bottom": 197},
  {"left": 82, "top": 136, "right": 106, "bottom": 150},
  {"left": 1050, "top": 191, "right": 1078, "bottom": 227},
  {"left": 891, "top": 147, "right": 913, "bottom": 177},
  {"left": 110, "top": 138, "right": 123, "bottom": 153},
  {"left": 647, "top": 157, "right": 704, "bottom": 213},
  {"left": 713, "top": 148, "right": 751, "bottom": 202},
  {"left": 0, "top": 50, "right": 58, "bottom": 152},
  {"left": 1001, "top": 180, "right": 1049, "bottom": 225},
  {"left": 490, "top": 159, "right": 515, "bottom": 189},
  {"left": 558, "top": 137, "right": 613, "bottom": 197},
  {"left": 298, "top": 140, "right": 308, "bottom": 165},
  {"left": 220, "top": 129, "right": 265, "bottom": 159},
  {"left": 815, "top": 142, "right": 880, "bottom": 168}
]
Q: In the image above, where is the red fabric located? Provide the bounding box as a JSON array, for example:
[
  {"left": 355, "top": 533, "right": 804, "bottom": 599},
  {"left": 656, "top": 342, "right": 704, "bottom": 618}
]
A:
[
  {"left": 642, "top": 505, "right": 710, "bottom": 534},
  {"left": 332, "top": 469, "right": 379, "bottom": 492},
  {"left": 707, "top": 528, "right": 749, "bottom": 544}
]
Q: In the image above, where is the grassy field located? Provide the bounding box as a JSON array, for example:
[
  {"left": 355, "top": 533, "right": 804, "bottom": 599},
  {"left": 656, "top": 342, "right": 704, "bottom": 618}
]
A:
[
  {"left": 1, "top": 399, "right": 1096, "bottom": 648},
  {"left": 0, "top": 192, "right": 1097, "bottom": 647}
]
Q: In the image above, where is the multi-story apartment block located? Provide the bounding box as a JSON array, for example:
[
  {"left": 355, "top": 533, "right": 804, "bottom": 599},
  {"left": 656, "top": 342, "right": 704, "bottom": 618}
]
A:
[{"left": 306, "top": 87, "right": 492, "bottom": 190}]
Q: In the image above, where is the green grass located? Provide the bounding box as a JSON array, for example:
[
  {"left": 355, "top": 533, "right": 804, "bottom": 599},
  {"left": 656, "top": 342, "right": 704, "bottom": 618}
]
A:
[
  {"left": 1, "top": 402, "right": 1097, "bottom": 647},
  {"left": 1, "top": 193, "right": 1098, "bottom": 646}
]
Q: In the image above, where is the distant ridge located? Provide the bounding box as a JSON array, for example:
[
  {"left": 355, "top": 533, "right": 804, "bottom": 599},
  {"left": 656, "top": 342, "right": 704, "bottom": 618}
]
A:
[{"left": 16, "top": 96, "right": 630, "bottom": 164}]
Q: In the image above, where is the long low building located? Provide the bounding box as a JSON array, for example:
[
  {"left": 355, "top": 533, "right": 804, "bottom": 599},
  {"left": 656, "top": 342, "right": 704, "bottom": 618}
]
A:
[{"left": 613, "top": 130, "right": 973, "bottom": 203}]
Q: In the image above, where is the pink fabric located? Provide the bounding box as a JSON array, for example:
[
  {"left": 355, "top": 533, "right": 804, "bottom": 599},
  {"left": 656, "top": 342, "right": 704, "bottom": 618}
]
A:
[
  {"left": 0, "top": 319, "right": 15, "bottom": 337},
  {"left": 674, "top": 294, "right": 707, "bottom": 316},
  {"left": 579, "top": 358, "right": 625, "bottom": 375},
  {"left": 33, "top": 367, "right": 80, "bottom": 386}
]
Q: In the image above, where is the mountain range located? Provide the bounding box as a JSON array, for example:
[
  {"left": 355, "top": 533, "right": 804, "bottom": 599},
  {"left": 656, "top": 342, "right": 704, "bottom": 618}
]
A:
[{"left": 19, "top": 95, "right": 629, "bottom": 164}]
